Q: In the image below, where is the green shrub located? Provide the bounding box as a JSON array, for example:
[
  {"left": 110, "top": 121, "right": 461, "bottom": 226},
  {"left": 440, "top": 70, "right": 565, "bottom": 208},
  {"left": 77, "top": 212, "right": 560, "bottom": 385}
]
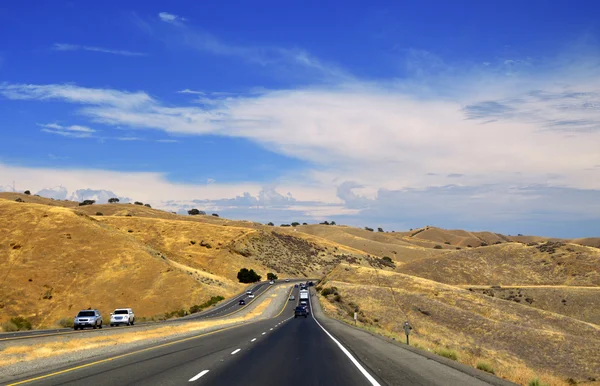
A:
[
  {"left": 237, "top": 268, "right": 261, "bottom": 283},
  {"left": 8, "top": 317, "right": 33, "bottom": 331},
  {"left": 1, "top": 321, "right": 18, "bottom": 332},
  {"left": 528, "top": 378, "right": 549, "bottom": 386},
  {"left": 476, "top": 362, "right": 495, "bottom": 374},
  {"left": 267, "top": 272, "right": 278, "bottom": 281},
  {"left": 321, "top": 287, "right": 337, "bottom": 296},
  {"left": 333, "top": 294, "right": 342, "bottom": 302},
  {"left": 189, "top": 296, "right": 225, "bottom": 314},
  {"left": 435, "top": 348, "right": 458, "bottom": 361},
  {"left": 382, "top": 256, "right": 393, "bottom": 263},
  {"left": 434, "top": 245, "right": 443, "bottom": 249},
  {"left": 95, "top": 212, "right": 103, "bottom": 216},
  {"left": 58, "top": 318, "right": 74, "bottom": 328}
]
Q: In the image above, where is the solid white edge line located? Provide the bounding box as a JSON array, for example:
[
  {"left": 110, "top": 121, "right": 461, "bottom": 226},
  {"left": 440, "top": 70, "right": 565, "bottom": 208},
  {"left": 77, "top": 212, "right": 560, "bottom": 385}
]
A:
[
  {"left": 231, "top": 348, "right": 241, "bottom": 355},
  {"left": 189, "top": 369, "right": 209, "bottom": 382},
  {"left": 251, "top": 338, "right": 257, "bottom": 342},
  {"left": 308, "top": 294, "right": 382, "bottom": 386}
]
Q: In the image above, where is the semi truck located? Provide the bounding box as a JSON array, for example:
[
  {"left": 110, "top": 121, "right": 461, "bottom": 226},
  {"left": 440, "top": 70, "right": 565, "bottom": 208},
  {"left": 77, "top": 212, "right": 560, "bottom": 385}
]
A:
[{"left": 299, "top": 289, "right": 309, "bottom": 302}]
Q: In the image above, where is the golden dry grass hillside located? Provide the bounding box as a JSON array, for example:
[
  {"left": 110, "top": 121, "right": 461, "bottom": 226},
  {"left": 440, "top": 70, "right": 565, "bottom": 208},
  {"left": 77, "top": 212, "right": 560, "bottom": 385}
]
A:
[
  {"left": 398, "top": 242, "right": 600, "bottom": 286},
  {"left": 318, "top": 264, "right": 600, "bottom": 386},
  {"left": 0, "top": 196, "right": 393, "bottom": 328},
  {"left": 0, "top": 199, "right": 221, "bottom": 328},
  {"left": 462, "top": 286, "right": 600, "bottom": 325}
]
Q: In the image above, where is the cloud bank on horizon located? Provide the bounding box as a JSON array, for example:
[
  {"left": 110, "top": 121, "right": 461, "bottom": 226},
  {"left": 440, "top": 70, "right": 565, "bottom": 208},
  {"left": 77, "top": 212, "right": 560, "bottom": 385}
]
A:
[{"left": 1, "top": 2, "right": 599, "bottom": 237}]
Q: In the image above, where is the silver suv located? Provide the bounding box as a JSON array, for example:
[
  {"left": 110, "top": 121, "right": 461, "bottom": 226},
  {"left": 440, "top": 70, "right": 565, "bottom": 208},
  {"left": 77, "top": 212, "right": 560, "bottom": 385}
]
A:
[{"left": 74, "top": 309, "right": 103, "bottom": 330}]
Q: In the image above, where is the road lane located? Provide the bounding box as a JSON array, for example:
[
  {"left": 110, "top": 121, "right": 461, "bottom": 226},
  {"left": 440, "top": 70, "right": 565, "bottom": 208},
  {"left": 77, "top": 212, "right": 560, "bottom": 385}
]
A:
[
  {"left": 2, "top": 283, "right": 513, "bottom": 386},
  {"left": 0, "top": 280, "right": 309, "bottom": 342}
]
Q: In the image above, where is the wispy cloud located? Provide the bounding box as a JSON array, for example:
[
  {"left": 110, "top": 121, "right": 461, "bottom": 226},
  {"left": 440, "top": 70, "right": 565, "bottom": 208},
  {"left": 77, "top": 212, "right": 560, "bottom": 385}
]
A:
[
  {"left": 156, "top": 139, "right": 179, "bottom": 143},
  {"left": 159, "top": 12, "right": 186, "bottom": 24},
  {"left": 38, "top": 123, "right": 95, "bottom": 138},
  {"left": 52, "top": 43, "right": 146, "bottom": 57},
  {"left": 155, "top": 13, "right": 350, "bottom": 81},
  {"left": 177, "top": 89, "right": 205, "bottom": 95}
]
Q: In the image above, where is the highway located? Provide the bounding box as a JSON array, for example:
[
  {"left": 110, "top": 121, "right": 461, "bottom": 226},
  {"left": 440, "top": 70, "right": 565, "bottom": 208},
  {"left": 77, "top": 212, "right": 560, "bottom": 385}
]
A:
[
  {"left": 0, "top": 280, "right": 305, "bottom": 342},
  {"left": 2, "top": 286, "right": 515, "bottom": 386}
]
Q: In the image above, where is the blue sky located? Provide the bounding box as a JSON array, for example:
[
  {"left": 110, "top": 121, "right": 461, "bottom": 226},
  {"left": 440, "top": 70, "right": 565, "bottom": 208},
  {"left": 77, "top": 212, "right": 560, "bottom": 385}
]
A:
[{"left": 1, "top": 1, "right": 599, "bottom": 237}]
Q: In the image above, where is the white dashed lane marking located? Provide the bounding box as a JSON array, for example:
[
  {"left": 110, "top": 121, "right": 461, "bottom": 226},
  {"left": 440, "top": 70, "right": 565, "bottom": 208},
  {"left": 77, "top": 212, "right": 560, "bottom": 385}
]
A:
[
  {"left": 231, "top": 349, "right": 241, "bottom": 355},
  {"left": 251, "top": 338, "right": 256, "bottom": 342},
  {"left": 189, "top": 370, "right": 209, "bottom": 382}
]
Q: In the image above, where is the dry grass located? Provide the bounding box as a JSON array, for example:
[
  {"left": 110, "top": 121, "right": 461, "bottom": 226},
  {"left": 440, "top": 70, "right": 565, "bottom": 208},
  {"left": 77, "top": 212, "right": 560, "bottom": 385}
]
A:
[
  {"left": 398, "top": 242, "right": 600, "bottom": 286},
  {"left": 0, "top": 199, "right": 235, "bottom": 328},
  {"left": 318, "top": 264, "right": 600, "bottom": 385},
  {"left": 0, "top": 197, "right": 373, "bottom": 329},
  {"left": 463, "top": 286, "right": 600, "bottom": 325}
]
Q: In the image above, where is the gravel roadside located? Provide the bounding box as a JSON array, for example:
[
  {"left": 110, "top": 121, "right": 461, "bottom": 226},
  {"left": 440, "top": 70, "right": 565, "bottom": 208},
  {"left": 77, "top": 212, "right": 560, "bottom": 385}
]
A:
[{"left": 0, "top": 284, "right": 293, "bottom": 383}]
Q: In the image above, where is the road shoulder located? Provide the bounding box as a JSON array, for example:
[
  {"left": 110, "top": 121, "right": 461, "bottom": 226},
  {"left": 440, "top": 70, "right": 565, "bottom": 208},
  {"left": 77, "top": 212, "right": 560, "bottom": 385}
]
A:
[{"left": 309, "top": 288, "right": 517, "bottom": 386}]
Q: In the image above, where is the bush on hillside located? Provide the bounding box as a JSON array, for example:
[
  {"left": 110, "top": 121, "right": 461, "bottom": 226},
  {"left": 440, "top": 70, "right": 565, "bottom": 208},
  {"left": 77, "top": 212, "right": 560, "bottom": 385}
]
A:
[
  {"left": 24, "top": 190, "right": 31, "bottom": 195},
  {"left": 189, "top": 296, "right": 225, "bottom": 314},
  {"left": 320, "top": 221, "right": 330, "bottom": 225},
  {"left": 382, "top": 256, "right": 393, "bottom": 263},
  {"left": 444, "top": 241, "right": 451, "bottom": 245},
  {"left": 134, "top": 201, "right": 143, "bottom": 206},
  {"left": 267, "top": 272, "right": 278, "bottom": 281},
  {"left": 435, "top": 348, "right": 458, "bottom": 361},
  {"left": 267, "top": 222, "right": 274, "bottom": 226},
  {"left": 108, "top": 197, "right": 120, "bottom": 203},
  {"left": 15, "top": 198, "right": 24, "bottom": 202},
  {"left": 378, "top": 227, "right": 384, "bottom": 232},
  {"left": 144, "top": 204, "right": 151, "bottom": 208},
  {"left": 79, "top": 200, "right": 95, "bottom": 206},
  {"left": 291, "top": 222, "right": 300, "bottom": 227},
  {"left": 95, "top": 212, "right": 103, "bottom": 216},
  {"left": 237, "top": 268, "right": 261, "bottom": 283},
  {"left": 58, "top": 318, "right": 74, "bottom": 328},
  {"left": 280, "top": 224, "right": 291, "bottom": 227},
  {"left": 321, "top": 287, "right": 338, "bottom": 296},
  {"left": 476, "top": 362, "right": 495, "bottom": 374},
  {"left": 188, "top": 208, "right": 205, "bottom": 215},
  {"left": 8, "top": 317, "right": 32, "bottom": 331},
  {"left": 434, "top": 245, "right": 443, "bottom": 249},
  {"left": 302, "top": 222, "right": 308, "bottom": 225},
  {"left": 364, "top": 227, "right": 374, "bottom": 232},
  {"left": 212, "top": 213, "right": 219, "bottom": 217}
]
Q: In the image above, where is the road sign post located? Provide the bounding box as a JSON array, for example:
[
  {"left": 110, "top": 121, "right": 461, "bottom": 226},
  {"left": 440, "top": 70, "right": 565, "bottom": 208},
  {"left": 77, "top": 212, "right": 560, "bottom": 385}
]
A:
[
  {"left": 354, "top": 312, "right": 357, "bottom": 326},
  {"left": 404, "top": 321, "right": 412, "bottom": 345}
]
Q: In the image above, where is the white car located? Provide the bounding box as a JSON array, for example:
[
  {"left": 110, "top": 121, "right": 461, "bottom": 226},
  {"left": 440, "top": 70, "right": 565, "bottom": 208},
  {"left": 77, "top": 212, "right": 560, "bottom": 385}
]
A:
[
  {"left": 285, "top": 279, "right": 290, "bottom": 282},
  {"left": 269, "top": 281, "right": 274, "bottom": 285},
  {"left": 248, "top": 293, "right": 255, "bottom": 298},
  {"left": 110, "top": 308, "right": 135, "bottom": 326},
  {"left": 246, "top": 290, "right": 252, "bottom": 295}
]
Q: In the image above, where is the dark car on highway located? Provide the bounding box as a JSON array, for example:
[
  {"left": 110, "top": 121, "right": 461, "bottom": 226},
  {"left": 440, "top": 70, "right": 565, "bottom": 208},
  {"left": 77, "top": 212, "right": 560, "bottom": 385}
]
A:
[
  {"left": 294, "top": 306, "right": 308, "bottom": 318},
  {"left": 239, "top": 299, "right": 246, "bottom": 305}
]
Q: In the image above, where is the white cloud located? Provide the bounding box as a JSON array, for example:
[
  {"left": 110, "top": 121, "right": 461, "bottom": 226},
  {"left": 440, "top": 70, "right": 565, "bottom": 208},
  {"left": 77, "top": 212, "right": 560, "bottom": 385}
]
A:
[
  {"left": 52, "top": 43, "right": 146, "bottom": 57},
  {"left": 178, "top": 89, "right": 205, "bottom": 95},
  {"left": 38, "top": 123, "right": 96, "bottom": 138},
  {"left": 159, "top": 12, "right": 186, "bottom": 24},
  {"left": 156, "top": 139, "right": 179, "bottom": 143},
  {"left": 3, "top": 45, "right": 600, "bottom": 235}
]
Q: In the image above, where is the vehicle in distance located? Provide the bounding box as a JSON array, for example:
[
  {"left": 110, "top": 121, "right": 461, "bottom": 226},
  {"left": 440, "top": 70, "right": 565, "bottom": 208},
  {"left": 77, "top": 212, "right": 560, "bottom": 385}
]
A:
[
  {"left": 299, "top": 289, "right": 309, "bottom": 302},
  {"left": 110, "top": 308, "right": 134, "bottom": 326},
  {"left": 294, "top": 284, "right": 298, "bottom": 288},
  {"left": 294, "top": 306, "right": 308, "bottom": 318},
  {"left": 289, "top": 295, "right": 295, "bottom": 301},
  {"left": 300, "top": 300, "right": 307, "bottom": 306},
  {"left": 239, "top": 299, "right": 246, "bottom": 305},
  {"left": 248, "top": 293, "right": 255, "bottom": 298},
  {"left": 74, "top": 309, "right": 103, "bottom": 330},
  {"left": 285, "top": 279, "right": 290, "bottom": 282},
  {"left": 246, "top": 290, "right": 252, "bottom": 294},
  {"left": 269, "top": 280, "right": 274, "bottom": 285}
]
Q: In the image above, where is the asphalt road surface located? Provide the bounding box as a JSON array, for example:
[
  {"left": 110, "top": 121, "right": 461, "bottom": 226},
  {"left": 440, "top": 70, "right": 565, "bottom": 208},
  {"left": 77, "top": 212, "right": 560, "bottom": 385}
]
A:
[
  {"left": 3, "top": 286, "right": 514, "bottom": 386},
  {"left": 0, "top": 280, "right": 307, "bottom": 342}
]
